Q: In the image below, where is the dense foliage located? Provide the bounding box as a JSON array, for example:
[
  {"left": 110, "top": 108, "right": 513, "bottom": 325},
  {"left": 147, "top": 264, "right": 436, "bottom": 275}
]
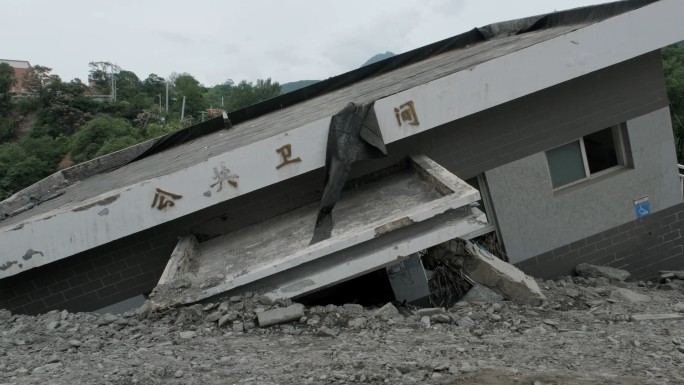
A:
[
  {"left": 0, "top": 63, "right": 281, "bottom": 200},
  {"left": 662, "top": 44, "right": 684, "bottom": 162}
]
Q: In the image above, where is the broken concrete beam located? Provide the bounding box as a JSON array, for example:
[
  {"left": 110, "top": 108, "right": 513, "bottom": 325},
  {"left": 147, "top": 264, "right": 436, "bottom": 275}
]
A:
[
  {"left": 630, "top": 313, "right": 684, "bottom": 322},
  {"left": 257, "top": 304, "right": 305, "bottom": 327},
  {"left": 157, "top": 235, "right": 199, "bottom": 286},
  {"left": 458, "top": 240, "right": 545, "bottom": 306},
  {"left": 575, "top": 263, "right": 630, "bottom": 282},
  {"left": 415, "top": 308, "right": 445, "bottom": 317}
]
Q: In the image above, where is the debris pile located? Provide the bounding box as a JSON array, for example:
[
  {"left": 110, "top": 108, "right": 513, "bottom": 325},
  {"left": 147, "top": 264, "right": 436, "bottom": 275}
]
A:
[{"left": 1, "top": 267, "right": 684, "bottom": 384}]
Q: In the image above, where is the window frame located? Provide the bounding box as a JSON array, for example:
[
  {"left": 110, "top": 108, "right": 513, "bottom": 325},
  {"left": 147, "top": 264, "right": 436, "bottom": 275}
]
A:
[{"left": 546, "top": 124, "right": 628, "bottom": 190}]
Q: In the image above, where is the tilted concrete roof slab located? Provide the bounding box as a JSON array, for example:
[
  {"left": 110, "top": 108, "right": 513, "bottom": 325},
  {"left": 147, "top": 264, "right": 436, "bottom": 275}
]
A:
[
  {"left": 1, "top": 0, "right": 683, "bottom": 279},
  {"left": 149, "top": 155, "right": 489, "bottom": 308}
]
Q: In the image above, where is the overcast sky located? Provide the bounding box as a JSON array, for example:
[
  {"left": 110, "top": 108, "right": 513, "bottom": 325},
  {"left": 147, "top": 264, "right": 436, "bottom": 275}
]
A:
[{"left": 3, "top": 0, "right": 601, "bottom": 86}]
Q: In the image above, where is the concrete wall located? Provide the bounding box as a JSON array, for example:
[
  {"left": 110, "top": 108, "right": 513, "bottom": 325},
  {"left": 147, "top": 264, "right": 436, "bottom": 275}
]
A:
[
  {"left": 485, "top": 107, "right": 683, "bottom": 263},
  {"left": 517, "top": 202, "right": 684, "bottom": 280},
  {"left": 0, "top": 52, "right": 674, "bottom": 314}
]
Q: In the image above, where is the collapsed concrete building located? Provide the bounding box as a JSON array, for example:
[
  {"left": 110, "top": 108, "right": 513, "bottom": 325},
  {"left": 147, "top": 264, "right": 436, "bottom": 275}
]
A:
[{"left": 2, "top": 0, "right": 684, "bottom": 315}]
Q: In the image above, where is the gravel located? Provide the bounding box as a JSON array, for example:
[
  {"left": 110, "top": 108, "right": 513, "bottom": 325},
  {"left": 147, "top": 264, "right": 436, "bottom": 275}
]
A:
[{"left": 1, "top": 276, "right": 684, "bottom": 384}]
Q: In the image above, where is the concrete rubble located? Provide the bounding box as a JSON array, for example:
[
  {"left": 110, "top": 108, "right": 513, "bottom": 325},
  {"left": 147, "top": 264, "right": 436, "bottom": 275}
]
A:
[
  {"left": 610, "top": 288, "right": 651, "bottom": 304},
  {"left": 436, "top": 239, "right": 546, "bottom": 306},
  {"left": 257, "top": 304, "right": 305, "bottom": 327},
  {"left": 576, "top": 263, "right": 631, "bottom": 282},
  {"left": 2, "top": 267, "right": 684, "bottom": 384}
]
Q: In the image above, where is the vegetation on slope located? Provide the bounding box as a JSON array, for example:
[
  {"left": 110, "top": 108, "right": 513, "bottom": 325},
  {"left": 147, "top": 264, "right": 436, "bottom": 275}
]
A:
[{"left": 0, "top": 62, "right": 280, "bottom": 200}]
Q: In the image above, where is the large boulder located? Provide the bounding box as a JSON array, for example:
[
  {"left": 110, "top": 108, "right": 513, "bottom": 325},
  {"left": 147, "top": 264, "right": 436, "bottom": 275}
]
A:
[{"left": 576, "top": 263, "right": 630, "bottom": 282}]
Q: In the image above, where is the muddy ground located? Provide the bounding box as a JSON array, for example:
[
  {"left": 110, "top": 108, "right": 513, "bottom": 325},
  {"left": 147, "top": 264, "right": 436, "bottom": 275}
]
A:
[{"left": 1, "top": 275, "right": 684, "bottom": 385}]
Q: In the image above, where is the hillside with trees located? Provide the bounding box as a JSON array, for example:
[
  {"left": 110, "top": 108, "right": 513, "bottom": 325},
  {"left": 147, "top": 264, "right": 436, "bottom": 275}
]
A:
[{"left": 0, "top": 62, "right": 280, "bottom": 200}]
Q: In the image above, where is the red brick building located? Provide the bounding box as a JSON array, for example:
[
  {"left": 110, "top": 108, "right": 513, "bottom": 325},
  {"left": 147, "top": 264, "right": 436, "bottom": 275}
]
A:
[{"left": 0, "top": 59, "right": 30, "bottom": 94}]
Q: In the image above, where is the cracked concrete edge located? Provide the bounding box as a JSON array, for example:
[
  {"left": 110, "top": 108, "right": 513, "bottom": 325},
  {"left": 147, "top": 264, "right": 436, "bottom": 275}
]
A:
[{"left": 0, "top": 138, "right": 158, "bottom": 219}]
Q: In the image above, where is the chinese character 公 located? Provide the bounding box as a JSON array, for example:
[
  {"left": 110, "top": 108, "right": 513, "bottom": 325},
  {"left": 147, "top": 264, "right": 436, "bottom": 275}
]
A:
[{"left": 151, "top": 188, "right": 182, "bottom": 210}]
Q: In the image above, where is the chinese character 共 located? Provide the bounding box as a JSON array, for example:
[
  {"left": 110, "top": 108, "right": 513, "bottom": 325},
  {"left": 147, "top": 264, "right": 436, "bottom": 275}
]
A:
[{"left": 211, "top": 163, "right": 239, "bottom": 192}]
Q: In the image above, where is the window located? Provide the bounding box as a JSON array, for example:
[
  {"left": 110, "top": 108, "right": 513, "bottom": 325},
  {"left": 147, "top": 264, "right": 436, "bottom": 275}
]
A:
[{"left": 546, "top": 125, "right": 627, "bottom": 189}]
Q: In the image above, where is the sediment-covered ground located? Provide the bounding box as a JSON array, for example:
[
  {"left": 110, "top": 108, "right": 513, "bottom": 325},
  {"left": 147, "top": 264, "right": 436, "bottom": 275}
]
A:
[{"left": 2, "top": 275, "right": 684, "bottom": 385}]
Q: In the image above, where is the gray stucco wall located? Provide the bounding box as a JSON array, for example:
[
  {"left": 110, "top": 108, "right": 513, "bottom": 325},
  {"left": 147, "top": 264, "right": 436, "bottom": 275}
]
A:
[{"left": 485, "top": 107, "right": 683, "bottom": 263}]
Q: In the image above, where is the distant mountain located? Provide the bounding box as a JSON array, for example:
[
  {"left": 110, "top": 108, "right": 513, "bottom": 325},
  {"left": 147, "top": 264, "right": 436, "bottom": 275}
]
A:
[
  {"left": 280, "top": 80, "right": 320, "bottom": 94},
  {"left": 280, "top": 51, "right": 397, "bottom": 95},
  {"left": 360, "top": 51, "right": 396, "bottom": 67}
]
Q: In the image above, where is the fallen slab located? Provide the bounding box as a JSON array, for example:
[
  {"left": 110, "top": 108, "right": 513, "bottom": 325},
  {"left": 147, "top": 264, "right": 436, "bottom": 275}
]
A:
[
  {"left": 150, "top": 155, "right": 489, "bottom": 309},
  {"left": 630, "top": 313, "right": 684, "bottom": 322},
  {"left": 448, "top": 240, "right": 546, "bottom": 306}
]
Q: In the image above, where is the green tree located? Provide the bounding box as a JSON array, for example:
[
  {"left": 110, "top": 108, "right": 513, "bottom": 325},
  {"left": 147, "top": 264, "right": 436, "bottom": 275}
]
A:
[
  {"left": 95, "top": 136, "right": 140, "bottom": 158},
  {"left": 88, "top": 61, "right": 117, "bottom": 95},
  {"left": 663, "top": 44, "right": 684, "bottom": 162},
  {"left": 142, "top": 73, "right": 166, "bottom": 101},
  {"left": 172, "top": 73, "right": 206, "bottom": 119},
  {"left": 225, "top": 78, "right": 280, "bottom": 112},
  {"left": 116, "top": 70, "right": 143, "bottom": 100},
  {"left": 0, "top": 144, "right": 52, "bottom": 199},
  {"left": 0, "top": 63, "right": 14, "bottom": 111},
  {"left": 34, "top": 78, "right": 94, "bottom": 137},
  {"left": 0, "top": 117, "right": 19, "bottom": 142},
  {"left": 203, "top": 79, "right": 233, "bottom": 108},
  {"left": 0, "top": 63, "right": 14, "bottom": 94},
  {"left": 22, "top": 65, "right": 60, "bottom": 98},
  {"left": 70, "top": 116, "right": 140, "bottom": 163},
  {"left": 21, "top": 135, "right": 69, "bottom": 168}
]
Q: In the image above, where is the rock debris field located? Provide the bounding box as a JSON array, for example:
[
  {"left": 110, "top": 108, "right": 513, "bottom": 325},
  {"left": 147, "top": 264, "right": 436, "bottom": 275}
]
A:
[{"left": 2, "top": 273, "right": 684, "bottom": 385}]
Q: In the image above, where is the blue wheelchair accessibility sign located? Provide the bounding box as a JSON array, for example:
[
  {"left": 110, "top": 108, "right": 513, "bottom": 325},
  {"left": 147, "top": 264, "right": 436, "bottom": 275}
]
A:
[{"left": 634, "top": 196, "right": 650, "bottom": 219}]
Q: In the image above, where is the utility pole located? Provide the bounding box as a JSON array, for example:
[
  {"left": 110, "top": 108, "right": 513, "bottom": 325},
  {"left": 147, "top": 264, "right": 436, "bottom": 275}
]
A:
[
  {"left": 200, "top": 111, "right": 207, "bottom": 122},
  {"left": 180, "top": 96, "right": 186, "bottom": 122},
  {"left": 165, "top": 82, "right": 169, "bottom": 113},
  {"left": 111, "top": 66, "right": 115, "bottom": 101}
]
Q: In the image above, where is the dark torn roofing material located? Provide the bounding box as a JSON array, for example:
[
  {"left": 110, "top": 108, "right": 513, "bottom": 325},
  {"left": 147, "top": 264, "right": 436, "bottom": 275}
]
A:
[{"left": 0, "top": 0, "right": 657, "bottom": 228}]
